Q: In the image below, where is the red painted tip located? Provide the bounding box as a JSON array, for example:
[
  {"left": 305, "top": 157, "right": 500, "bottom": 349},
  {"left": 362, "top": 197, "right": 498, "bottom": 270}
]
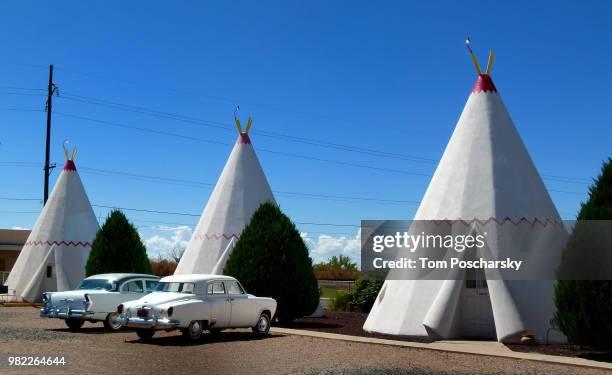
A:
[
  {"left": 238, "top": 133, "right": 251, "bottom": 144},
  {"left": 63, "top": 160, "right": 77, "bottom": 171},
  {"left": 472, "top": 74, "right": 497, "bottom": 93}
]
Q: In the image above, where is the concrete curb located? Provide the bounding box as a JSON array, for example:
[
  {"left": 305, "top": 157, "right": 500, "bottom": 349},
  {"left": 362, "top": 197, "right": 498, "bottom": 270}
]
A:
[
  {"left": 0, "top": 303, "right": 42, "bottom": 308},
  {"left": 271, "top": 327, "right": 612, "bottom": 371}
]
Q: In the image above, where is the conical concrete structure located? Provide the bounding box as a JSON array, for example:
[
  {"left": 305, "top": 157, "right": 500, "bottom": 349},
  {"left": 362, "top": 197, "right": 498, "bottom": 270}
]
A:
[
  {"left": 175, "top": 116, "right": 275, "bottom": 275},
  {"left": 364, "top": 50, "right": 568, "bottom": 343},
  {"left": 5, "top": 150, "right": 99, "bottom": 302}
]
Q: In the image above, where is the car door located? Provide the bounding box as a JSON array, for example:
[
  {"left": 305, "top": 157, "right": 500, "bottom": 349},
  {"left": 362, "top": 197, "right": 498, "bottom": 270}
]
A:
[
  {"left": 225, "top": 280, "right": 252, "bottom": 327},
  {"left": 206, "top": 281, "right": 231, "bottom": 328},
  {"left": 120, "top": 280, "right": 145, "bottom": 302}
]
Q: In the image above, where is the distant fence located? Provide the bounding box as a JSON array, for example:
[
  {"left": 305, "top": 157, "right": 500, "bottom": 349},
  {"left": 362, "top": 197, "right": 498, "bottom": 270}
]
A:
[{"left": 318, "top": 279, "right": 356, "bottom": 293}]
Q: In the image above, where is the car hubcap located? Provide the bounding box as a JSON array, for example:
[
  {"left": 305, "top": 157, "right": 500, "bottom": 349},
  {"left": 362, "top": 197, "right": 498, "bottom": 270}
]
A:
[
  {"left": 109, "top": 313, "right": 121, "bottom": 329},
  {"left": 259, "top": 316, "right": 268, "bottom": 332},
  {"left": 190, "top": 322, "right": 201, "bottom": 338}
]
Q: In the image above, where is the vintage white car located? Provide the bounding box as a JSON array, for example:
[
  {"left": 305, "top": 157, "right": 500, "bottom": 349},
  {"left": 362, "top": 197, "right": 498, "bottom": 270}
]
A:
[
  {"left": 40, "top": 273, "right": 160, "bottom": 331},
  {"left": 116, "top": 274, "right": 277, "bottom": 341}
]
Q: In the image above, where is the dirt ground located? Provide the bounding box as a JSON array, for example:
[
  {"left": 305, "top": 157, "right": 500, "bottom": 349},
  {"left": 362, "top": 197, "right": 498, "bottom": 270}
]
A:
[
  {"left": 289, "top": 311, "right": 612, "bottom": 361},
  {"left": 0, "top": 307, "right": 609, "bottom": 375},
  {"left": 284, "top": 311, "right": 434, "bottom": 342}
]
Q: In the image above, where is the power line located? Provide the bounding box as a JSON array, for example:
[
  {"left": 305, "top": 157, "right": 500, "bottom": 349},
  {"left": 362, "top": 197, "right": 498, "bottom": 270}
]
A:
[
  {"left": 122, "top": 218, "right": 359, "bottom": 236},
  {"left": 541, "top": 174, "right": 591, "bottom": 184},
  {"left": 548, "top": 188, "right": 586, "bottom": 195},
  {"left": 0, "top": 91, "right": 46, "bottom": 97},
  {"left": 52, "top": 66, "right": 413, "bottom": 134},
  {"left": 0, "top": 86, "right": 45, "bottom": 91},
  {"left": 54, "top": 111, "right": 434, "bottom": 177},
  {"left": 1, "top": 199, "right": 363, "bottom": 228},
  {"left": 51, "top": 105, "right": 593, "bottom": 183},
  {"left": 1, "top": 60, "right": 605, "bottom": 166},
  {"left": 0, "top": 161, "right": 45, "bottom": 168},
  {"left": 76, "top": 166, "right": 422, "bottom": 205},
  {"left": 91, "top": 204, "right": 361, "bottom": 227},
  {"left": 58, "top": 92, "right": 437, "bottom": 164},
  {"left": 0, "top": 159, "right": 590, "bottom": 197},
  {"left": 0, "top": 107, "right": 44, "bottom": 113},
  {"left": 0, "top": 80, "right": 590, "bottom": 182},
  {"left": 77, "top": 166, "right": 585, "bottom": 200},
  {"left": 1, "top": 197, "right": 580, "bottom": 228},
  {"left": 0, "top": 197, "right": 40, "bottom": 201}
]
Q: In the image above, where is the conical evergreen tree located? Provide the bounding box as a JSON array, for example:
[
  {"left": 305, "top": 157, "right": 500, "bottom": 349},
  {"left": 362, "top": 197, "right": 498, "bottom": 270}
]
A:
[
  {"left": 554, "top": 158, "right": 612, "bottom": 349},
  {"left": 224, "top": 202, "right": 319, "bottom": 322},
  {"left": 86, "top": 210, "right": 152, "bottom": 276}
]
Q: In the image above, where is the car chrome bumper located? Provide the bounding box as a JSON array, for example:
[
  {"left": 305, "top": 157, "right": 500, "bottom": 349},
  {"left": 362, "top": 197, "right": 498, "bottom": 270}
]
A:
[
  {"left": 40, "top": 307, "right": 94, "bottom": 319},
  {"left": 116, "top": 315, "right": 179, "bottom": 330}
]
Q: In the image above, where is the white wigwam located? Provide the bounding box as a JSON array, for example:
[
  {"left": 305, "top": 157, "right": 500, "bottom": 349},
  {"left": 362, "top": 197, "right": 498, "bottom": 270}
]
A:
[
  {"left": 5, "top": 148, "right": 99, "bottom": 302},
  {"left": 363, "top": 49, "right": 568, "bottom": 343},
  {"left": 175, "top": 114, "right": 275, "bottom": 275}
]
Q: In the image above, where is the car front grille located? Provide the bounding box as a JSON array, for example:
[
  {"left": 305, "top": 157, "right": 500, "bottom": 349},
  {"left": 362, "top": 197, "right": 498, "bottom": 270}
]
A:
[{"left": 136, "top": 307, "right": 150, "bottom": 318}]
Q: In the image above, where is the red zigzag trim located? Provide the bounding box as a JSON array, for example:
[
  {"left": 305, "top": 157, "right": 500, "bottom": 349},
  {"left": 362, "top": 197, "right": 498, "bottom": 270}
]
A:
[
  {"left": 430, "top": 217, "right": 564, "bottom": 227},
  {"left": 25, "top": 240, "right": 92, "bottom": 247},
  {"left": 192, "top": 233, "right": 240, "bottom": 241}
]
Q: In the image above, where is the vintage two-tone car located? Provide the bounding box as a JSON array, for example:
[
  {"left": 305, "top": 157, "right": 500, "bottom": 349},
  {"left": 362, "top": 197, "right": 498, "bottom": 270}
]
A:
[
  {"left": 40, "top": 273, "right": 160, "bottom": 331},
  {"left": 116, "top": 274, "right": 277, "bottom": 341}
]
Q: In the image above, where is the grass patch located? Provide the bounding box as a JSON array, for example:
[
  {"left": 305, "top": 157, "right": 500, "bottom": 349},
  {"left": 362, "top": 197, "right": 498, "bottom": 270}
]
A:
[{"left": 320, "top": 288, "right": 348, "bottom": 299}]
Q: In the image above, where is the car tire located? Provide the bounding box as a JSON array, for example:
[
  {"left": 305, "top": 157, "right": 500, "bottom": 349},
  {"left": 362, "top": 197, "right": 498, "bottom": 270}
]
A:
[
  {"left": 251, "top": 312, "right": 271, "bottom": 336},
  {"left": 182, "top": 320, "right": 203, "bottom": 341},
  {"left": 103, "top": 312, "right": 122, "bottom": 331},
  {"left": 136, "top": 329, "right": 155, "bottom": 341},
  {"left": 64, "top": 318, "right": 85, "bottom": 331}
]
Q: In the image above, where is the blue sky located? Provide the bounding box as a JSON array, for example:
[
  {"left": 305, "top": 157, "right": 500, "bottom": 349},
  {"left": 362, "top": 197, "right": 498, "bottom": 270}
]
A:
[{"left": 1, "top": 1, "right": 610, "bottom": 263}]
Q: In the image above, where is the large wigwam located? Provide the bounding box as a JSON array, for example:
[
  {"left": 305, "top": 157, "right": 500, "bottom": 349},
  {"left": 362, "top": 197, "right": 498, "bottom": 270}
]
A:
[
  {"left": 363, "top": 45, "right": 568, "bottom": 343},
  {"left": 5, "top": 147, "right": 99, "bottom": 302},
  {"left": 175, "top": 111, "right": 275, "bottom": 275}
]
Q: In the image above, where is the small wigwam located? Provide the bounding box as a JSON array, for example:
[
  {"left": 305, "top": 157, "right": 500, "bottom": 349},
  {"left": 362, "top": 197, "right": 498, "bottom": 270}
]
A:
[
  {"left": 5, "top": 146, "right": 99, "bottom": 302},
  {"left": 175, "top": 110, "right": 275, "bottom": 275},
  {"left": 363, "top": 43, "right": 568, "bottom": 343}
]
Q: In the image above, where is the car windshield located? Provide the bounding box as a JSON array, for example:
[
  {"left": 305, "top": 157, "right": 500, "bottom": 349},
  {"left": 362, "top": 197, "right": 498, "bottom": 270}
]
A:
[
  {"left": 77, "top": 279, "right": 115, "bottom": 291},
  {"left": 156, "top": 282, "right": 194, "bottom": 294}
]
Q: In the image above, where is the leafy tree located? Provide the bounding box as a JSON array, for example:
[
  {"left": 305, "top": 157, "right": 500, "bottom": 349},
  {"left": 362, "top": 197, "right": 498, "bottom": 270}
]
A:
[
  {"left": 554, "top": 158, "right": 612, "bottom": 349},
  {"left": 314, "top": 255, "right": 358, "bottom": 271},
  {"left": 224, "top": 202, "right": 319, "bottom": 322},
  {"left": 86, "top": 210, "right": 152, "bottom": 276}
]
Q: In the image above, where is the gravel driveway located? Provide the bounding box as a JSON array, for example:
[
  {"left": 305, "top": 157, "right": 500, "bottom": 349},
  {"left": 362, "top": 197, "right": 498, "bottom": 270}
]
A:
[{"left": 0, "top": 307, "right": 608, "bottom": 375}]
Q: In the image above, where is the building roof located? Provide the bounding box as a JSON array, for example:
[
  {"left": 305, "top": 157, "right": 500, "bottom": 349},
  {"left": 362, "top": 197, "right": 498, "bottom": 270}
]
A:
[{"left": 0, "top": 229, "right": 31, "bottom": 251}]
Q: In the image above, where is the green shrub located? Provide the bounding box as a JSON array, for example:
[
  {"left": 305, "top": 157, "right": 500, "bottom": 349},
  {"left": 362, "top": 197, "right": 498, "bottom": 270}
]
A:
[
  {"left": 224, "top": 202, "right": 319, "bottom": 322},
  {"left": 349, "top": 278, "right": 384, "bottom": 313},
  {"left": 86, "top": 210, "right": 152, "bottom": 276},
  {"left": 554, "top": 158, "right": 612, "bottom": 349},
  {"left": 329, "top": 292, "right": 351, "bottom": 311},
  {"left": 328, "top": 278, "right": 384, "bottom": 313}
]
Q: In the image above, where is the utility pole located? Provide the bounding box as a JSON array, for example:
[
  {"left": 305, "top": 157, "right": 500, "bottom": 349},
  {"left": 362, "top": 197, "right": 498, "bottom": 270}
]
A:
[{"left": 44, "top": 64, "right": 57, "bottom": 205}]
